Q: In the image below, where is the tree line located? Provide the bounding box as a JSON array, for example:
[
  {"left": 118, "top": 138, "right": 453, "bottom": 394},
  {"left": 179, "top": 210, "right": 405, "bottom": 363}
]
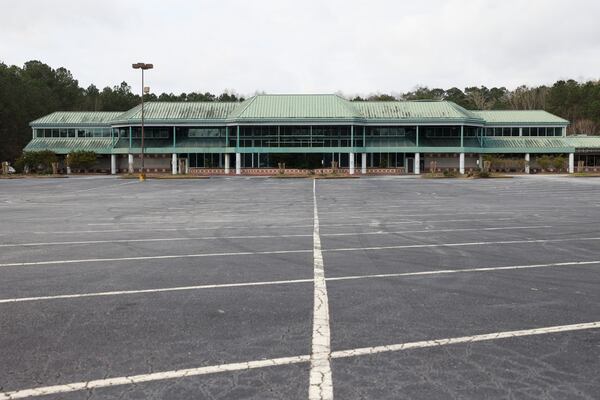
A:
[{"left": 1, "top": 60, "right": 599, "bottom": 162}]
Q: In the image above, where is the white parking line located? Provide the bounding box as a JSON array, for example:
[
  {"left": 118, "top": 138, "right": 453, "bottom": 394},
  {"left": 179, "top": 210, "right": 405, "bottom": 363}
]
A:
[
  {"left": 0, "top": 226, "right": 552, "bottom": 248},
  {"left": 25, "top": 217, "right": 521, "bottom": 236},
  {"left": 2, "top": 237, "right": 600, "bottom": 268},
  {"left": 0, "top": 249, "right": 311, "bottom": 268},
  {"left": 309, "top": 179, "right": 333, "bottom": 399},
  {"left": 324, "top": 236, "right": 600, "bottom": 254},
  {"left": 330, "top": 321, "right": 600, "bottom": 359},
  {"left": 2, "top": 321, "right": 598, "bottom": 399},
  {"left": 1, "top": 260, "right": 598, "bottom": 304},
  {"left": 81, "top": 211, "right": 518, "bottom": 226},
  {"left": 322, "top": 225, "right": 551, "bottom": 237},
  {"left": 0, "top": 234, "right": 312, "bottom": 248},
  {"left": 0, "top": 355, "right": 312, "bottom": 400}
]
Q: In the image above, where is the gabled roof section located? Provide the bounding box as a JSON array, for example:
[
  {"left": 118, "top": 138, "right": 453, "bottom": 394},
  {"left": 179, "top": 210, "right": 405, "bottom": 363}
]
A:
[
  {"left": 227, "top": 94, "right": 360, "bottom": 121},
  {"left": 354, "top": 101, "right": 484, "bottom": 124},
  {"left": 113, "top": 102, "right": 238, "bottom": 124},
  {"left": 564, "top": 135, "right": 600, "bottom": 148},
  {"left": 30, "top": 112, "right": 122, "bottom": 127},
  {"left": 23, "top": 137, "right": 115, "bottom": 154},
  {"left": 474, "top": 110, "right": 569, "bottom": 125},
  {"left": 482, "top": 136, "right": 573, "bottom": 150}
]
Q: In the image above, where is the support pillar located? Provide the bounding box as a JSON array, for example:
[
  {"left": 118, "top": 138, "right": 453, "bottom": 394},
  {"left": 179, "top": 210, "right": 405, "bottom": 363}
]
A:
[
  {"left": 110, "top": 154, "right": 116, "bottom": 175},
  {"left": 66, "top": 154, "right": 71, "bottom": 175},
  {"left": 128, "top": 154, "right": 134, "bottom": 174},
  {"left": 524, "top": 153, "right": 530, "bottom": 174},
  {"left": 349, "top": 153, "right": 355, "bottom": 175},
  {"left": 478, "top": 154, "right": 484, "bottom": 170},
  {"left": 185, "top": 158, "right": 189, "bottom": 174},
  {"left": 224, "top": 154, "right": 230, "bottom": 174},
  {"left": 361, "top": 153, "right": 367, "bottom": 174},
  {"left": 172, "top": 153, "right": 177, "bottom": 175},
  {"left": 459, "top": 152, "right": 465, "bottom": 175},
  {"left": 414, "top": 153, "right": 420, "bottom": 175},
  {"left": 568, "top": 153, "right": 575, "bottom": 174},
  {"left": 235, "top": 153, "right": 241, "bottom": 175}
]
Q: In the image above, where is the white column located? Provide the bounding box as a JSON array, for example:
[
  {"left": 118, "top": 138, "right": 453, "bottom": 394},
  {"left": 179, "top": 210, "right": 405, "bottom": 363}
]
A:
[
  {"left": 524, "top": 153, "right": 530, "bottom": 174},
  {"left": 459, "top": 152, "right": 465, "bottom": 174},
  {"left": 568, "top": 153, "right": 575, "bottom": 174},
  {"left": 414, "top": 153, "right": 420, "bottom": 175},
  {"left": 66, "top": 155, "right": 71, "bottom": 175},
  {"left": 224, "top": 154, "right": 230, "bottom": 174},
  {"left": 128, "top": 154, "right": 134, "bottom": 174},
  {"left": 235, "top": 153, "right": 241, "bottom": 175},
  {"left": 110, "top": 154, "right": 116, "bottom": 175},
  {"left": 349, "top": 153, "right": 355, "bottom": 175},
  {"left": 185, "top": 158, "right": 189, "bottom": 174},
  {"left": 361, "top": 153, "right": 367, "bottom": 174},
  {"left": 478, "top": 154, "right": 483, "bottom": 170},
  {"left": 172, "top": 153, "right": 178, "bottom": 175}
]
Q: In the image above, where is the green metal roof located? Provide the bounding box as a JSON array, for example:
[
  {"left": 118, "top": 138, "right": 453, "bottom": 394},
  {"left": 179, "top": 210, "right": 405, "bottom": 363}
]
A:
[
  {"left": 564, "top": 135, "right": 600, "bottom": 149},
  {"left": 28, "top": 95, "right": 570, "bottom": 127},
  {"left": 23, "top": 138, "right": 115, "bottom": 154},
  {"left": 113, "top": 102, "right": 238, "bottom": 124},
  {"left": 474, "top": 110, "right": 568, "bottom": 125},
  {"left": 482, "top": 137, "right": 571, "bottom": 149},
  {"left": 228, "top": 94, "right": 358, "bottom": 121},
  {"left": 30, "top": 112, "right": 122, "bottom": 127},
  {"left": 354, "top": 101, "right": 483, "bottom": 123}
]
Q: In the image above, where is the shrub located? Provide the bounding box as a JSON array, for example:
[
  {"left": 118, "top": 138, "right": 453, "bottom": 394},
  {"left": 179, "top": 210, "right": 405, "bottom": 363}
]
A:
[
  {"left": 443, "top": 170, "right": 458, "bottom": 178},
  {"left": 67, "top": 151, "right": 97, "bottom": 171},
  {"left": 19, "top": 150, "right": 58, "bottom": 174},
  {"left": 536, "top": 155, "right": 553, "bottom": 171},
  {"left": 552, "top": 155, "right": 566, "bottom": 172}
]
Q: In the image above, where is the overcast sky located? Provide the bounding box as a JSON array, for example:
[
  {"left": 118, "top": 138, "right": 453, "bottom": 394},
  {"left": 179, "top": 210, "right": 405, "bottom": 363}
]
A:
[{"left": 2, "top": 0, "right": 599, "bottom": 97}]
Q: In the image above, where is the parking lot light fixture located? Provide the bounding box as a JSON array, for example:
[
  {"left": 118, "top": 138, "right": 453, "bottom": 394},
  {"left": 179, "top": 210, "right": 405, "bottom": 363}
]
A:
[{"left": 131, "top": 63, "right": 153, "bottom": 181}]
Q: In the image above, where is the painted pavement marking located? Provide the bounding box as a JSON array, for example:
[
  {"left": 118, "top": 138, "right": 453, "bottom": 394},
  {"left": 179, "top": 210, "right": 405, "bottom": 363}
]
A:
[
  {"left": 1, "top": 321, "right": 599, "bottom": 399},
  {"left": 24, "top": 217, "right": 520, "bottom": 235},
  {"left": 309, "top": 179, "right": 333, "bottom": 400},
  {"left": 0, "top": 225, "right": 551, "bottom": 248},
  {"left": 330, "top": 321, "right": 600, "bottom": 359},
  {"left": 2, "top": 236, "right": 600, "bottom": 268},
  {"left": 0, "top": 260, "right": 598, "bottom": 304}
]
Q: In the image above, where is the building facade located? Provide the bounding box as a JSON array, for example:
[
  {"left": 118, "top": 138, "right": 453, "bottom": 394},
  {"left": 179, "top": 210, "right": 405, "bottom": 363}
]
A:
[{"left": 25, "top": 94, "right": 600, "bottom": 174}]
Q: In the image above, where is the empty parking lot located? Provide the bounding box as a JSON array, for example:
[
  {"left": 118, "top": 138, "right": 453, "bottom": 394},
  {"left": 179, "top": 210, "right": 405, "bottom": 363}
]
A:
[{"left": 1, "top": 175, "right": 599, "bottom": 399}]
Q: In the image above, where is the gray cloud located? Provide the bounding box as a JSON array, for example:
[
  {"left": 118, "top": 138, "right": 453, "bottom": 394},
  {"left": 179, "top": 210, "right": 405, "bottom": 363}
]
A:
[{"left": 1, "top": 0, "right": 599, "bottom": 97}]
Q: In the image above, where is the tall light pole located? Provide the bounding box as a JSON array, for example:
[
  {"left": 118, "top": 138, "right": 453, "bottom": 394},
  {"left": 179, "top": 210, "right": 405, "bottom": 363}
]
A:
[{"left": 132, "top": 63, "right": 153, "bottom": 181}]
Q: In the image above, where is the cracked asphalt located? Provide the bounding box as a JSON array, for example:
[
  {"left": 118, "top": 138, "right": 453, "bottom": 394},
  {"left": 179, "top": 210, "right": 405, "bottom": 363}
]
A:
[{"left": 1, "top": 175, "right": 600, "bottom": 399}]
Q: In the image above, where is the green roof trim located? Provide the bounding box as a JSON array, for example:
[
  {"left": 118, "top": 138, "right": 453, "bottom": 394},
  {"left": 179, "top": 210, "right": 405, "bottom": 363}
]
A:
[
  {"left": 474, "top": 110, "right": 568, "bottom": 125},
  {"left": 354, "top": 101, "right": 483, "bottom": 124},
  {"left": 29, "top": 95, "right": 570, "bottom": 127},
  {"left": 112, "top": 102, "right": 238, "bottom": 125},
  {"left": 481, "top": 136, "right": 573, "bottom": 150},
  {"left": 228, "top": 94, "right": 359, "bottom": 121},
  {"left": 30, "top": 112, "right": 123, "bottom": 127},
  {"left": 23, "top": 138, "right": 115, "bottom": 154}
]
